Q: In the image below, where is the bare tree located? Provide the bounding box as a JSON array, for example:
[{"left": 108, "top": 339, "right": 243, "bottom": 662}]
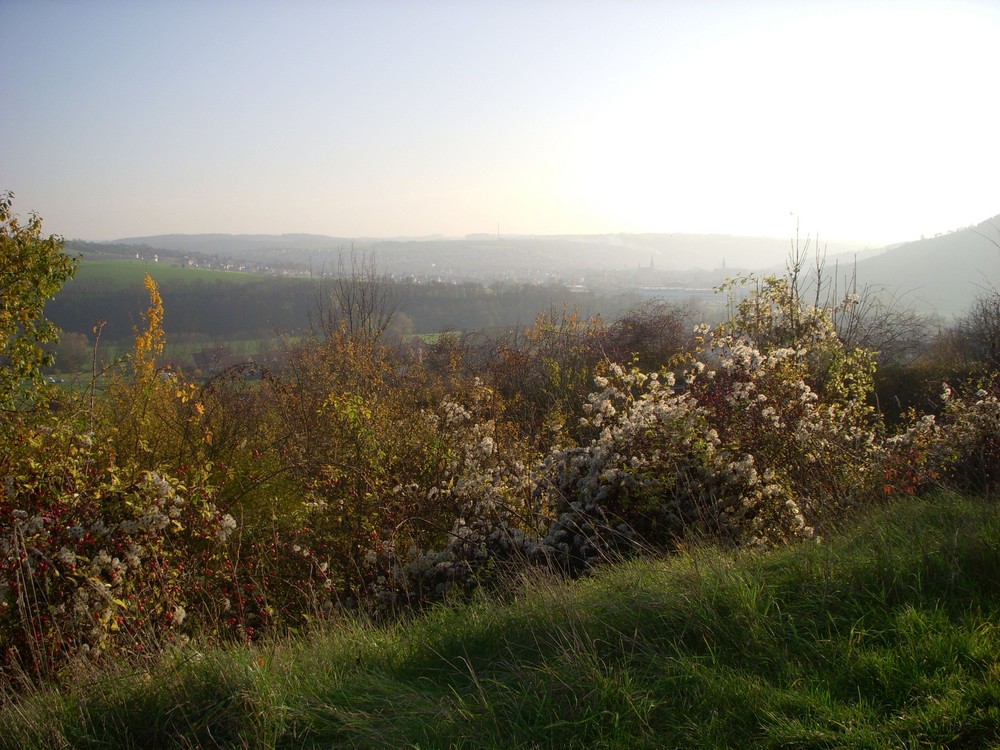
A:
[
  {"left": 952, "top": 290, "right": 1000, "bottom": 369},
  {"left": 310, "top": 250, "right": 409, "bottom": 346},
  {"left": 829, "top": 267, "right": 930, "bottom": 366},
  {"left": 782, "top": 229, "right": 930, "bottom": 365}
]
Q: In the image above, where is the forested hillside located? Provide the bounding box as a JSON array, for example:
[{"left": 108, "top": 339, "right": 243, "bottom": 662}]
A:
[{"left": 44, "top": 260, "right": 643, "bottom": 359}]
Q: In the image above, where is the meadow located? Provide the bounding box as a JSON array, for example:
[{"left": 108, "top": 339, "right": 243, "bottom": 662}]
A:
[{"left": 69, "top": 259, "right": 282, "bottom": 287}]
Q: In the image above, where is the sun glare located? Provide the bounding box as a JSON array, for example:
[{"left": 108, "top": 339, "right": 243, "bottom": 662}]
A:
[{"left": 559, "top": 2, "right": 999, "bottom": 242}]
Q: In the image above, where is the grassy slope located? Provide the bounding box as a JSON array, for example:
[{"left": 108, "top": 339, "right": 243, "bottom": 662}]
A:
[{"left": 4, "top": 490, "right": 1000, "bottom": 749}]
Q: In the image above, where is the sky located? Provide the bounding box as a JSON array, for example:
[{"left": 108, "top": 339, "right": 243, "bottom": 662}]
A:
[{"left": 1, "top": 0, "right": 998, "bottom": 247}]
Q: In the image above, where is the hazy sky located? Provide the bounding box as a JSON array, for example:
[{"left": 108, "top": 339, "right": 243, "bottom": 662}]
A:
[{"left": 1, "top": 0, "right": 998, "bottom": 244}]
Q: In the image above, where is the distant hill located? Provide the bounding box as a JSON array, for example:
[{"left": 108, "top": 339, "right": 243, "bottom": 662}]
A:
[
  {"left": 108, "top": 232, "right": 872, "bottom": 279},
  {"left": 98, "top": 219, "right": 1000, "bottom": 317},
  {"left": 112, "top": 233, "right": 354, "bottom": 255},
  {"left": 849, "top": 215, "right": 1000, "bottom": 317}
]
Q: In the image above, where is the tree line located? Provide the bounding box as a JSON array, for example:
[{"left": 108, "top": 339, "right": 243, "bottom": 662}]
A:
[{"left": 45, "top": 270, "right": 641, "bottom": 345}]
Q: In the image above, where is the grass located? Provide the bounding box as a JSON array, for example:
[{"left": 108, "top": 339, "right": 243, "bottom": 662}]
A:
[{"left": 3, "top": 489, "right": 1000, "bottom": 749}]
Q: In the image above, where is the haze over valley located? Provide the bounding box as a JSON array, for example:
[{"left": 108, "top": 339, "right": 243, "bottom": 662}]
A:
[{"left": 63, "top": 211, "right": 999, "bottom": 318}]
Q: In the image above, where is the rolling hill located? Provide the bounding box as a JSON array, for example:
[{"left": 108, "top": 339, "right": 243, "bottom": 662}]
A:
[
  {"left": 850, "top": 215, "right": 1000, "bottom": 317},
  {"left": 82, "top": 214, "right": 1000, "bottom": 318}
]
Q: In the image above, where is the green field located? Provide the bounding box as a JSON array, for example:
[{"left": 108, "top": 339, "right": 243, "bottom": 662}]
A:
[{"left": 69, "top": 259, "right": 303, "bottom": 288}]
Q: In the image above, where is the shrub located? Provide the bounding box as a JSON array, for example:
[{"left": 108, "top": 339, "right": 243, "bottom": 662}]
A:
[
  {"left": 885, "top": 380, "right": 1000, "bottom": 495},
  {"left": 603, "top": 299, "right": 691, "bottom": 374},
  {"left": 240, "top": 324, "right": 538, "bottom": 615},
  {"left": 479, "top": 306, "right": 612, "bottom": 445},
  {"left": 539, "top": 362, "right": 815, "bottom": 563},
  {"left": 537, "top": 278, "right": 881, "bottom": 561},
  {"left": 0, "top": 192, "right": 77, "bottom": 412},
  {"left": 0, "top": 422, "right": 235, "bottom": 682}
]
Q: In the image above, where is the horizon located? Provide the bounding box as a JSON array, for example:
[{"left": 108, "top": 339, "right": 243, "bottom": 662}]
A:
[{"left": 2, "top": 1, "right": 998, "bottom": 248}]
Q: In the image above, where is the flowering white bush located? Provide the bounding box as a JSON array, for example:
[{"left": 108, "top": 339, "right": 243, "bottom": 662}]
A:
[
  {"left": 376, "top": 280, "right": 888, "bottom": 601},
  {"left": 703, "top": 277, "right": 881, "bottom": 520},
  {"left": 694, "top": 338, "right": 879, "bottom": 530},
  {"left": 522, "top": 278, "right": 883, "bottom": 569},
  {"left": 537, "top": 361, "right": 817, "bottom": 564},
  {"left": 885, "top": 381, "right": 1000, "bottom": 493},
  {"left": 0, "top": 424, "right": 235, "bottom": 679}
]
